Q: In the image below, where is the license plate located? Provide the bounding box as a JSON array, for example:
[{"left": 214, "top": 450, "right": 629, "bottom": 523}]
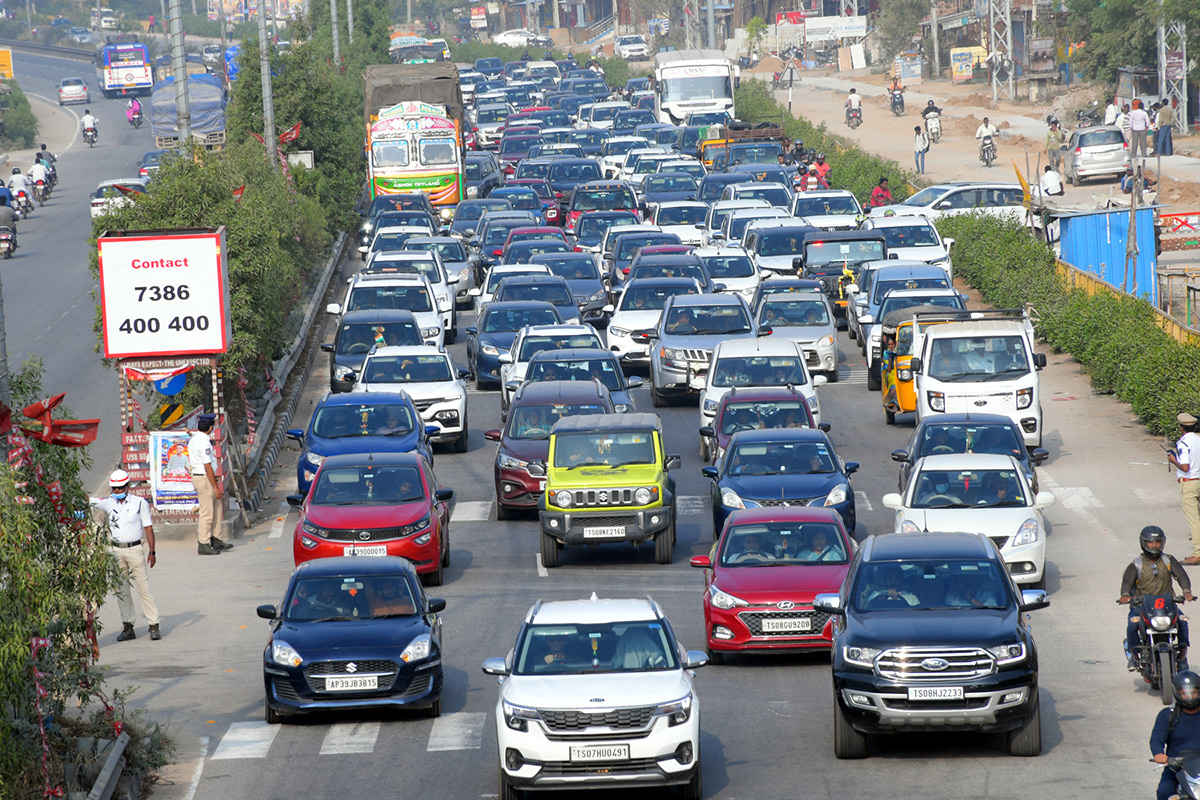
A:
[
  {"left": 538, "top": 480, "right": 546, "bottom": 490},
  {"left": 907, "top": 686, "right": 964, "bottom": 701},
  {"left": 324, "top": 675, "right": 378, "bottom": 691},
  {"left": 583, "top": 525, "right": 625, "bottom": 538},
  {"left": 761, "top": 617, "right": 813, "bottom": 633},
  {"left": 343, "top": 545, "right": 387, "bottom": 557},
  {"left": 569, "top": 744, "right": 630, "bottom": 762}
]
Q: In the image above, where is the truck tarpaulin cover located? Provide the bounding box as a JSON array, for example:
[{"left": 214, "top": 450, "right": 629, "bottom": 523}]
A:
[
  {"left": 363, "top": 63, "right": 464, "bottom": 129},
  {"left": 150, "top": 73, "right": 226, "bottom": 137}
]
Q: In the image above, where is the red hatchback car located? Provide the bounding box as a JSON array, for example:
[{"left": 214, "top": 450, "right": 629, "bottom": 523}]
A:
[
  {"left": 289, "top": 452, "right": 454, "bottom": 586},
  {"left": 699, "top": 385, "right": 828, "bottom": 464},
  {"left": 690, "top": 507, "right": 854, "bottom": 663},
  {"left": 502, "top": 225, "right": 569, "bottom": 252}
]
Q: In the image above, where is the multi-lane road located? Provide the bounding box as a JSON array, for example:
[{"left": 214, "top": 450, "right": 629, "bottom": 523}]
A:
[{"left": 20, "top": 49, "right": 1187, "bottom": 800}]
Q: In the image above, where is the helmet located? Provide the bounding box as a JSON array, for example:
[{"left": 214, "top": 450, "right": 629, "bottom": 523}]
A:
[
  {"left": 109, "top": 469, "right": 131, "bottom": 489},
  {"left": 1174, "top": 670, "right": 1200, "bottom": 710},
  {"left": 11, "top": 167, "right": 18, "bottom": 175},
  {"left": 817, "top": 152, "right": 825, "bottom": 160},
  {"left": 927, "top": 99, "right": 935, "bottom": 106},
  {"left": 1140, "top": 525, "right": 1167, "bottom": 559}
]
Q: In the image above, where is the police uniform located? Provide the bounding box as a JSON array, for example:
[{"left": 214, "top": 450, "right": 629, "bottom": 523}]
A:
[
  {"left": 189, "top": 416, "right": 223, "bottom": 549},
  {"left": 1174, "top": 413, "right": 1200, "bottom": 560},
  {"left": 90, "top": 493, "right": 159, "bottom": 630}
]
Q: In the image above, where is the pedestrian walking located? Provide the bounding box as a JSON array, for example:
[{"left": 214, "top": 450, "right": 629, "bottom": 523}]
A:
[
  {"left": 1104, "top": 98, "right": 1120, "bottom": 126},
  {"left": 189, "top": 413, "right": 232, "bottom": 556},
  {"left": 90, "top": 470, "right": 161, "bottom": 641},
  {"left": 913, "top": 125, "right": 929, "bottom": 174},
  {"left": 1168, "top": 412, "right": 1200, "bottom": 565},
  {"left": 1045, "top": 121, "right": 1065, "bottom": 171},
  {"left": 1116, "top": 104, "right": 1131, "bottom": 143},
  {"left": 1156, "top": 99, "right": 1176, "bottom": 157},
  {"left": 1129, "top": 101, "right": 1152, "bottom": 161}
]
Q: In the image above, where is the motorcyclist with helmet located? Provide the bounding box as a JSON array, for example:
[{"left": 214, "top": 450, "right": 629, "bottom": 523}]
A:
[
  {"left": 9, "top": 166, "right": 30, "bottom": 203},
  {"left": 1151, "top": 670, "right": 1200, "bottom": 800},
  {"left": 1121, "top": 525, "right": 1194, "bottom": 669}
]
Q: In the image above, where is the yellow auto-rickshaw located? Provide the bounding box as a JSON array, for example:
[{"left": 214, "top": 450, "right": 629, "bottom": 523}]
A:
[{"left": 880, "top": 305, "right": 961, "bottom": 425}]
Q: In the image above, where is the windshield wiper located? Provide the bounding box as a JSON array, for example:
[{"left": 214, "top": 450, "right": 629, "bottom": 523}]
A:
[
  {"left": 923, "top": 500, "right": 970, "bottom": 509},
  {"left": 310, "top": 616, "right": 358, "bottom": 622},
  {"left": 369, "top": 613, "right": 416, "bottom": 619},
  {"left": 977, "top": 499, "right": 1027, "bottom": 508},
  {"left": 980, "top": 367, "right": 1030, "bottom": 381}
]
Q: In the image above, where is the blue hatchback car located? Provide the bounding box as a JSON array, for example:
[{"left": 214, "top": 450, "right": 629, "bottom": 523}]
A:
[
  {"left": 702, "top": 428, "right": 858, "bottom": 536},
  {"left": 465, "top": 300, "right": 562, "bottom": 390},
  {"left": 287, "top": 391, "right": 434, "bottom": 493}
]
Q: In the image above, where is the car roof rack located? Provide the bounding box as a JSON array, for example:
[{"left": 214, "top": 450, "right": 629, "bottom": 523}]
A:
[{"left": 910, "top": 308, "right": 1028, "bottom": 324}]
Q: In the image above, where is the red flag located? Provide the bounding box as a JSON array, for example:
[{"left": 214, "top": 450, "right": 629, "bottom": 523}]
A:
[
  {"left": 250, "top": 132, "right": 265, "bottom": 144},
  {"left": 112, "top": 184, "right": 137, "bottom": 196},
  {"left": 279, "top": 122, "right": 301, "bottom": 143},
  {"left": 232, "top": 185, "right": 245, "bottom": 202}
]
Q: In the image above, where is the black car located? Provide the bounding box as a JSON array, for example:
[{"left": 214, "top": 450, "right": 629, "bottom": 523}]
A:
[
  {"left": 890, "top": 413, "right": 1050, "bottom": 493},
  {"left": 465, "top": 154, "right": 502, "bottom": 199},
  {"left": 568, "top": 127, "right": 609, "bottom": 156},
  {"left": 797, "top": 230, "right": 888, "bottom": 323},
  {"left": 359, "top": 193, "right": 437, "bottom": 246},
  {"left": 323, "top": 309, "right": 424, "bottom": 392},
  {"left": 545, "top": 158, "right": 604, "bottom": 208},
  {"left": 450, "top": 198, "right": 515, "bottom": 240},
  {"left": 815, "top": 532, "right": 1048, "bottom": 759},
  {"left": 697, "top": 172, "right": 755, "bottom": 204},
  {"left": 258, "top": 556, "right": 446, "bottom": 722}
]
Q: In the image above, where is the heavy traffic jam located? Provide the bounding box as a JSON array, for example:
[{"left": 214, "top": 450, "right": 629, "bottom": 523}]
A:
[{"left": 262, "top": 47, "right": 1075, "bottom": 799}]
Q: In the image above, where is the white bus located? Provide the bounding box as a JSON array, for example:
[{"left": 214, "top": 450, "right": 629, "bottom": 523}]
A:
[{"left": 652, "top": 49, "right": 739, "bottom": 125}]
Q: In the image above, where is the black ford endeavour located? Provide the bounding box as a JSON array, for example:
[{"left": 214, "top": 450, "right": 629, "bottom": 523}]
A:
[{"left": 814, "top": 532, "right": 1048, "bottom": 759}]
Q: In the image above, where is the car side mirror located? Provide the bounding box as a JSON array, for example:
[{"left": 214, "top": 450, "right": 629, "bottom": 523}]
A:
[
  {"left": 498, "top": 353, "right": 513, "bottom": 364},
  {"left": 447, "top": 274, "right": 462, "bottom": 284},
  {"left": 665, "top": 454, "right": 681, "bottom": 470},
  {"left": 631, "top": 330, "right": 657, "bottom": 344},
  {"left": 469, "top": 288, "right": 482, "bottom": 298},
  {"left": 343, "top": 371, "right": 357, "bottom": 383},
  {"left": 812, "top": 374, "right": 827, "bottom": 387},
  {"left": 466, "top": 326, "right": 478, "bottom": 336},
  {"left": 812, "top": 593, "right": 844, "bottom": 615},
  {"left": 844, "top": 461, "right": 859, "bottom": 475},
  {"left": 435, "top": 488, "right": 454, "bottom": 502},
  {"left": 286, "top": 493, "right": 305, "bottom": 507},
  {"left": 846, "top": 283, "right": 859, "bottom": 294},
  {"left": 286, "top": 428, "right": 304, "bottom": 442},
  {"left": 256, "top": 604, "right": 278, "bottom": 620},
  {"left": 909, "top": 357, "right": 922, "bottom": 373},
  {"left": 325, "top": 303, "right": 342, "bottom": 315},
  {"left": 485, "top": 428, "right": 503, "bottom": 442},
  {"left": 943, "top": 237, "right": 955, "bottom": 249},
  {"left": 935, "top": 200, "right": 952, "bottom": 210},
  {"left": 1034, "top": 490, "right": 1056, "bottom": 508},
  {"left": 881, "top": 492, "right": 903, "bottom": 509},
  {"left": 320, "top": 342, "right": 334, "bottom": 352},
  {"left": 858, "top": 314, "right": 874, "bottom": 325},
  {"left": 701, "top": 466, "right": 718, "bottom": 480},
  {"left": 699, "top": 425, "right": 715, "bottom": 438},
  {"left": 689, "top": 554, "right": 712, "bottom": 569},
  {"left": 792, "top": 256, "right": 805, "bottom": 270},
  {"left": 684, "top": 650, "right": 709, "bottom": 669},
  {"left": 818, "top": 422, "right": 831, "bottom": 432},
  {"left": 425, "top": 425, "right": 439, "bottom": 437},
  {"left": 528, "top": 460, "right": 546, "bottom": 477},
  {"left": 458, "top": 367, "right": 472, "bottom": 380},
  {"left": 626, "top": 376, "right": 644, "bottom": 389},
  {"left": 428, "top": 598, "right": 447, "bottom": 613},
  {"left": 1019, "top": 589, "right": 1049, "bottom": 612},
  {"left": 1030, "top": 448, "right": 1049, "bottom": 465},
  {"left": 1034, "top": 352, "right": 1047, "bottom": 370},
  {"left": 757, "top": 325, "right": 772, "bottom": 337},
  {"left": 505, "top": 380, "right": 520, "bottom": 392},
  {"left": 891, "top": 449, "right": 910, "bottom": 462},
  {"left": 482, "top": 656, "right": 509, "bottom": 676}
]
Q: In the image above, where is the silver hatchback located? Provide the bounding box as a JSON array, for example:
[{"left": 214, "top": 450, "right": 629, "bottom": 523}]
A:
[{"left": 1061, "top": 125, "right": 1128, "bottom": 185}]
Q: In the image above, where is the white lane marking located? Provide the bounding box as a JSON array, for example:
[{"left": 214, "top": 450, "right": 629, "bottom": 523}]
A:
[
  {"left": 855, "top": 490, "right": 874, "bottom": 512},
  {"left": 182, "top": 736, "right": 209, "bottom": 800},
  {"left": 427, "top": 712, "right": 487, "bottom": 752},
  {"left": 1133, "top": 487, "right": 1178, "bottom": 504},
  {"left": 1040, "top": 471, "right": 1113, "bottom": 536},
  {"left": 320, "top": 721, "right": 381, "bottom": 755},
  {"left": 268, "top": 501, "right": 291, "bottom": 539},
  {"left": 27, "top": 93, "right": 79, "bottom": 154},
  {"left": 536, "top": 553, "right": 548, "bottom": 578},
  {"left": 209, "top": 721, "right": 279, "bottom": 760},
  {"left": 452, "top": 500, "right": 493, "bottom": 521},
  {"left": 676, "top": 495, "right": 708, "bottom": 516}
]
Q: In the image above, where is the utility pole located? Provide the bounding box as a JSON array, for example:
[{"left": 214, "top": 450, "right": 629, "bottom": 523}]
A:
[
  {"left": 257, "top": 0, "right": 277, "bottom": 170},
  {"left": 330, "top": 0, "right": 340, "bottom": 65},
  {"left": 406, "top": 0, "right": 411, "bottom": 27},
  {"left": 705, "top": 0, "right": 715, "bottom": 49},
  {"left": 1158, "top": 0, "right": 1188, "bottom": 140},
  {"left": 986, "top": 0, "right": 1014, "bottom": 102},
  {"left": 168, "top": 0, "right": 191, "bottom": 142},
  {"left": 346, "top": 0, "right": 353, "bottom": 43},
  {"left": 930, "top": 0, "right": 939, "bottom": 79},
  {"left": 0, "top": 241, "right": 9, "bottom": 460},
  {"left": 25, "top": 0, "right": 31, "bottom": 38}
]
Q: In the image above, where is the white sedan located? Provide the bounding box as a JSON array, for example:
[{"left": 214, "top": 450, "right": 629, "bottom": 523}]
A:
[
  {"left": 882, "top": 453, "right": 1056, "bottom": 588},
  {"left": 491, "top": 28, "right": 536, "bottom": 47}
]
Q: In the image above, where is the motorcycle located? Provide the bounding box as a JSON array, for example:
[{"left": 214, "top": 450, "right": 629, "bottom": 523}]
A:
[
  {"left": 1122, "top": 594, "right": 1187, "bottom": 704},
  {"left": 0, "top": 227, "right": 16, "bottom": 258},
  {"left": 1159, "top": 754, "right": 1200, "bottom": 799},
  {"left": 128, "top": 109, "right": 143, "bottom": 128},
  {"left": 33, "top": 179, "right": 47, "bottom": 204},
  {"left": 924, "top": 111, "right": 941, "bottom": 143},
  {"left": 979, "top": 134, "right": 996, "bottom": 167},
  {"left": 890, "top": 90, "right": 905, "bottom": 116},
  {"left": 83, "top": 126, "right": 98, "bottom": 147},
  {"left": 15, "top": 190, "right": 32, "bottom": 216},
  {"left": 1077, "top": 99, "right": 1102, "bottom": 127},
  {"left": 846, "top": 107, "right": 862, "bottom": 129}
]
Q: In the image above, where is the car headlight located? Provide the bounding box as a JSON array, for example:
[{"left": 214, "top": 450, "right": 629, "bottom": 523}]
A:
[
  {"left": 843, "top": 645, "right": 882, "bottom": 668},
  {"left": 498, "top": 453, "right": 529, "bottom": 470},
  {"left": 899, "top": 519, "right": 921, "bottom": 533},
  {"left": 481, "top": 343, "right": 500, "bottom": 356},
  {"left": 439, "top": 207, "right": 454, "bottom": 220},
  {"left": 553, "top": 489, "right": 573, "bottom": 508},
  {"left": 703, "top": 398, "right": 720, "bottom": 415},
  {"left": 634, "top": 487, "right": 652, "bottom": 505},
  {"left": 898, "top": 368, "right": 913, "bottom": 381},
  {"left": 502, "top": 699, "right": 539, "bottom": 732},
  {"left": 414, "top": 531, "right": 432, "bottom": 545},
  {"left": 928, "top": 391, "right": 945, "bottom": 412},
  {"left": 817, "top": 335, "right": 835, "bottom": 347},
  {"left": 400, "top": 633, "right": 433, "bottom": 663},
  {"left": 299, "top": 536, "right": 319, "bottom": 549},
  {"left": 400, "top": 514, "right": 433, "bottom": 537},
  {"left": 609, "top": 326, "right": 630, "bottom": 337},
  {"left": 1151, "top": 615, "right": 1174, "bottom": 632},
  {"left": 662, "top": 347, "right": 686, "bottom": 361},
  {"left": 656, "top": 693, "right": 693, "bottom": 726},
  {"left": 306, "top": 452, "right": 324, "bottom": 466},
  {"left": 271, "top": 640, "right": 303, "bottom": 667},
  {"left": 807, "top": 395, "right": 819, "bottom": 412},
  {"left": 986, "top": 642, "right": 1027, "bottom": 665},
  {"left": 587, "top": 290, "right": 606, "bottom": 303},
  {"left": 709, "top": 584, "right": 748, "bottom": 610},
  {"left": 1013, "top": 518, "right": 1039, "bottom": 546},
  {"left": 1016, "top": 387, "right": 1033, "bottom": 409},
  {"left": 467, "top": 185, "right": 479, "bottom": 197},
  {"left": 720, "top": 487, "right": 744, "bottom": 509},
  {"left": 301, "top": 519, "right": 327, "bottom": 537},
  {"left": 421, "top": 326, "right": 441, "bottom": 338},
  {"left": 333, "top": 364, "right": 354, "bottom": 380},
  {"left": 824, "top": 483, "right": 849, "bottom": 506},
  {"left": 614, "top": 403, "right": 630, "bottom": 413}
]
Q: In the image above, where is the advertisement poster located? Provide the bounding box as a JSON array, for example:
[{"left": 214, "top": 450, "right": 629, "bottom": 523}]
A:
[
  {"left": 951, "top": 49, "right": 974, "bottom": 82},
  {"left": 150, "top": 432, "right": 197, "bottom": 510}
]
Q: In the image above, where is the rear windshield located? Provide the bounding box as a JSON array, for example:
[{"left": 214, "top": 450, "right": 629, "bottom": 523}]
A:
[
  {"left": 572, "top": 188, "right": 636, "bottom": 212},
  {"left": 1080, "top": 130, "right": 1125, "bottom": 147},
  {"left": 337, "top": 321, "right": 422, "bottom": 353},
  {"left": 482, "top": 305, "right": 561, "bottom": 332}
]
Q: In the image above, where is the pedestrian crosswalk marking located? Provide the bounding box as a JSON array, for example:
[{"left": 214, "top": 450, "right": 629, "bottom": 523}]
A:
[
  {"left": 210, "top": 721, "right": 279, "bottom": 760},
  {"left": 319, "top": 721, "right": 381, "bottom": 755},
  {"left": 855, "top": 491, "right": 874, "bottom": 512},
  {"left": 677, "top": 495, "right": 708, "bottom": 516},
  {"left": 452, "top": 500, "right": 493, "bottom": 521},
  {"left": 427, "top": 712, "right": 487, "bottom": 752}
]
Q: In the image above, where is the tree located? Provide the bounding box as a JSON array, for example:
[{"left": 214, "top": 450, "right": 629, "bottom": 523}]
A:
[
  {"left": 746, "top": 15, "right": 768, "bottom": 55},
  {"left": 1065, "top": 0, "right": 1158, "bottom": 83},
  {"left": 872, "top": 0, "right": 929, "bottom": 63}
]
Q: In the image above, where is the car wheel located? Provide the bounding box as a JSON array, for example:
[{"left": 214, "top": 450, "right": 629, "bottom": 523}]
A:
[
  {"left": 867, "top": 364, "right": 881, "bottom": 392},
  {"left": 540, "top": 530, "right": 559, "bottom": 568},
  {"left": 654, "top": 528, "right": 673, "bottom": 564},
  {"left": 827, "top": 367, "right": 839, "bottom": 383},
  {"left": 848, "top": 325, "right": 856, "bottom": 341},
  {"left": 424, "top": 695, "right": 442, "bottom": 718},
  {"left": 441, "top": 527, "right": 450, "bottom": 567},
  {"left": 833, "top": 698, "right": 868, "bottom": 759},
  {"left": 496, "top": 499, "right": 512, "bottom": 520},
  {"left": 1068, "top": 169, "right": 1078, "bottom": 187},
  {"left": 669, "top": 507, "right": 677, "bottom": 544},
  {"left": 454, "top": 419, "right": 468, "bottom": 453},
  {"left": 651, "top": 380, "right": 666, "bottom": 407},
  {"left": 678, "top": 764, "right": 702, "bottom": 800},
  {"left": 499, "top": 768, "right": 523, "bottom": 800},
  {"left": 699, "top": 438, "right": 710, "bottom": 461},
  {"left": 421, "top": 558, "right": 444, "bottom": 587},
  {"left": 705, "top": 645, "right": 724, "bottom": 665},
  {"left": 885, "top": 409, "right": 896, "bottom": 425},
  {"left": 265, "top": 698, "right": 282, "bottom": 725},
  {"left": 1006, "top": 691, "right": 1041, "bottom": 756}
]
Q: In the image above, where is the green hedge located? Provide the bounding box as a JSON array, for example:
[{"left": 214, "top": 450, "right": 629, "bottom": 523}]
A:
[
  {"left": 1, "top": 80, "right": 39, "bottom": 148},
  {"left": 936, "top": 214, "right": 1200, "bottom": 436}
]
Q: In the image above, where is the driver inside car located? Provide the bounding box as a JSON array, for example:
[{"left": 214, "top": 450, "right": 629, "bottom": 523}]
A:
[
  {"left": 732, "top": 531, "right": 774, "bottom": 561},
  {"left": 866, "top": 567, "right": 920, "bottom": 607},
  {"left": 916, "top": 472, "right": 958, "bottom": 506}
]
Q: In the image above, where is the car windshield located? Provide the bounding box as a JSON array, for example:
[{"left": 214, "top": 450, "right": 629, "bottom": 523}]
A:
[
  {"left": 758, "top": 231, "right": 809, "bottom": 257},
  {"left": 500, "top": 137, "right": 543, "bottom": 156},
  {"left": 538, "top": 258, "right": 600, "bottom": 280},
  {"left": 313, "top": 403, "right": 416, "bottom": 439},
  {"left": 700, "top": 178, "right": 748, "bottom": 203},
  {"left": 514, "top": 161, "right": 552, "bottom": 180},
  {"left": 851, "top": 560, "right": 1011, "bottom": 611},
  {"left": 629, "top": 263, "right": 705, "bottom": 284},
  {"left": 508, "top": 403, "right": 608, "bottom": 440},
  {"left": 464, "top": 161, "right": 484, "bottom": 181},
  {"left": 911, "top": 468, "right": 1026, "bottom": 509},
  {"left": 482, "top": 306, "right": 560, "bottom": 332},
  {"left": 552, "top": 430, "right": 657, "bottom": 468},
  {"left": 362, "top": 354, "right": 453, "bottom": 384},
  {"left": 871, "top": 277, "right": 951, "bottom": 305},
  {"left": 311, "top": 465, "right": 425, "bottom": 506},
  {"left": 549, "top": 162, "right": 601, "bottom": 182},
  {"left": 284, "top": 574, "right": 420, "bottom": 621},
  {"left": 518, "top": 333, "right": 601, "bottom": 360},
  {"left": 347, "top": 285, "right": 434, "bottom": 313},
  {"left": 512, "top": 181, "right": 552, "bottom": 199},
  {"left": 571, "top": 130, "right": 607, "bottom": 147},
  {"left": 879, "top": 295, "right": 962, "bottom": 320},
  {"left": 726, "top": 440, "right": 834, "bottom": 475},
  {"left": 915, "top": 424, "right": 1025, "bottom": 460},
  {"left": 656, "top": 206, "right": 707, "bottom": 226},
  {"left": 646, "top": 175, "right": 698, "bottom": 193},
  {"left": 926, "top": 335, "right": 1030, "bottom": 381},
  {"left": 337, "top": 321, "right": 421, "bottom": 353},
  {"left": 529, "top": 358, "right": 621, "bottom": 390},
  {"left": 620, "top": 283, "right": 695, "bottom": 310},
  {"left": 602, "top": 140, "right": 646, "bottom": 157},
  {"left": 760, "top": 298, "right": 830, "bottom": 327},
  {"left": 719, "top": 400, "right": 811, "bottom": 435},
  {"left": 576, "top": 213, "right": 637, "bottom": 238},
  {"left": 498, "top": 283, "right": 573, "bottom": 305},
  {"left": 794, "top": 196, "right": 861, "bottom": 216},
  {"left": 618, "top": 236, "right": 678, "bottom": 260},
  {"left": 804, "top": 239, "right": 885, "bottom": 266},
  {"left": 370, "top": 231, "right": 423, "bottom": 252},
  {"left": 877, "top": 224, "right": 941, "bottom": 248},
  {"left": 476, "top": 107, "right": 508, "bottom": 124},
  {"left": 901, "top": 186, "right": 949, "bottom": 207},
  {"left": 497, "top": 191, "right": 541, "bottom": 211},
  {"left": 510, "top": 231, "right": 564, "bottom": 245},
  {"left": 456, "top": 200, "right": 508, "bottom": 221},
  {"left": 590, "top": 105, "right": 623, "bottom": 122},
  {"left": 408, "top": 240, "right": 466, "bottom": 261},
  {"left": 572, "top": 189, "right": 635, "bottom": 211},
  {"left": 513, "top": 620, "right": 678, "bottom": 675},
  {"left": 1080, "top": 130, "right": 1125, "bottom": 147},
  {"left": 663, "top": 305, "right": 750, "bottom": 335},
  {"left": 730, "top": 144, "right": 783, "bottom": 163},
  {"left": 712, "top": 355, "right": 807, "bottom": 389},
  {"left": 718, "top": 521, "right": 848, "bottom": 566},
  {"left": 370, "top": 257, "right": 441, "bottom": 284},
  {"left": 506, "top": 243, "right": 570, "bottom": 263}
]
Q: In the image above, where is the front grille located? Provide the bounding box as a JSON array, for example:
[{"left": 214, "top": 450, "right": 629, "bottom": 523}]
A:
[
  {"left": 571, "top": 487, "right": 647, "bottom": 508},
  {"left": 881, "top": 696, "right": 992, "bottom": 711},
  {"left": 540, "top": 706, "right": 656, "bottom": 731},
  {"left": 539, "top": 758, "right": 660, "bottom": 777},
  {"left": 945, "top": 392, "right": 1017, "bottom": 413},
  {"left": 400, "top": 672, "right": 433, "bottom": 699},
  {"left": 682, "top": 348, "right": 711, "bottom": 363},
  {"left": 751, "top": 496, "right": 822, "bottom": 507},
  {"left": 413, "top": 396, "right": 455, "bottom": 412},
  {"left": 322, "top": 527, "right": 408, "bottom": 542},
  {"left": 273, "top": 677, "right": 302, "bottom": 701},
  {"left": 804, "top": 351, "right": 820, "bottom": 367},
  {"left": 876, "top": 647, "right": 995, "bottom": 681},
  {"left": 570, "top": 514, "right": 637, "bottom": 529},
  {"left": 739, "top": 610, "right": 832, "bottom": 636},
  {"left": 305, "top": 660, "right": 399, "bottom": 692}
]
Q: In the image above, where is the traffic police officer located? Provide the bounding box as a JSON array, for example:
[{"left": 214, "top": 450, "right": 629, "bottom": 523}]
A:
[
  {"left": 90, "top": 470, "right": 161, "bottom": 641},
  {"left": 1168, "top": 412, "right": 1200, "bottom": 565},
  {"left": 189, "top": 413, "right": 232, "bottom": 555}
]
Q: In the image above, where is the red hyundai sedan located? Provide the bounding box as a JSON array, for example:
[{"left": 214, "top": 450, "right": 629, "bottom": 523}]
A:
[
  {"left": 690, "top": 506, "right": 854, "bottom": 663},
  {"left": 289, "top": 452, "right": 454, "bottom": 586}
]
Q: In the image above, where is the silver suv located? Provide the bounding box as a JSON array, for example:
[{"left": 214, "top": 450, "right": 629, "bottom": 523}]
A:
[{"left": 1060, "top": 125, "right": 1129, "bottom": 186}]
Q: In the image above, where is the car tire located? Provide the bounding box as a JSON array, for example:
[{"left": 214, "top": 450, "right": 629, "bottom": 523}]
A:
[
  {"left": 265, "top": 699, "right": 282, "bottom": 725},
  {"left": 678, "top": 764, "right": 702, "bottom": 800},
  {"left": 1069, "top": 170, "right": 1078, "bottom": 187},
  {"left": 669, "top": 508, "right": 677, "bottom": 544},
  {"left": 499, "top": 768, "right": 523, "bottom": 800},
  {"left": 441, "top": 527, "right": 451, "bottom": 567},
  {"left": 425, "top": 695, "right": 442, "bottom": 719},
  {"left": 867, "top": 364, "right": 881, "bottom": 392},
  {"left": 699, "top": 438, "right": 710, "bottom": 461},
  {"left": 651, "top": 380, "right": 667, "bottom": 407},
  {"left": 655, "top": 528, "right": 673, "bottom": 564},
  {"left": 833, "top": 698, "right": 868, "bottom": 759},
  {"left": 541, "top": 530, "right": 559, "bottom": 568},
  {"left": 705, "top": 645, "right": 724, "bottom": 665},
  {"left": 454, "top": 421, "right": 468, "bottom": 454},
  {"left": 445, "top": 327, "right": 456, "bottom": 345},
  {"left": 496, "top": 500, "right": 512, "bottom": 521},
  {"left": 885, "top": 409, "right": 896, "bottom": 425},
  {"left": 827, "top": 368, "right": 839, "bottom": 383},
  {"left": 1006, "top": 692, "right": 1042, "bottom": 756},
  {"left": 422, "top": 558, "right": 444, "bottom": 587},
  {"left": 848, "top": 325, "right": 857, "bottom": 341}
]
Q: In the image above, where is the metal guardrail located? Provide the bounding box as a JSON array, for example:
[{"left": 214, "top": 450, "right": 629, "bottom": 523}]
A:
[
  {"left": 1056, "top": 258, "right": 1200, "bottom": 346},
  {"left": 0, "top": 37, "right": 96, "bottom": 62}
]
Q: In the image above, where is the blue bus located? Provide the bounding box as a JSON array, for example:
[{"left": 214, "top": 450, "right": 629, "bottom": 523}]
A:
[{"left": 95, "top": 42, "right": 153, "bottom": 97}]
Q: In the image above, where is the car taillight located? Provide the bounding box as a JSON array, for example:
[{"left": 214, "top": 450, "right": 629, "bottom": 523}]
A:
[
  {"left": 1122, "top": 141, "right": 1129, "bottom": 149},
  {"left": 493, "top": 248, "right": 503, "bottom": 256},
  {"left": 623, "top": 267, "right": 630, "bottom": 274},
  {"left": 1075, "top": 147, "right": 1082, "bottom": 154},
  {"left": 574, "top": 246, "right": 582, "bottom": 252}
]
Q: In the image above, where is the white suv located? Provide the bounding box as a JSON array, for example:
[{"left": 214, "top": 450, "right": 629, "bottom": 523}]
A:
[
  {"left": 614, "top": 34, "right": 651, "bottom": 60},
  {"left": 352, "top": 345, "right": 469, "bottom": 451},
  {"left": 482, "top": 594, "right": 706, "bottom": 800},
  {"left": 328, "top": 273, "right": 445, "bottom": 347},
  {"left": 700, "top": 337, "right": 825, "bottom": 427}
]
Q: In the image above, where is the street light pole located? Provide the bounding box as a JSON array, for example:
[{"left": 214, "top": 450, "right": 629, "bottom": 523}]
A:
[
  {"left": 257, "top": 0, "right": 277, "bottom": 169},
  {"left": 168, "top": 0, "right": 191, "bottom": 142},
  {"left": 330, "top": 0, "right": 340, "bottom": 65},
  {"left": 346, "top": 0, "right": 354, "bottom": 44}
]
